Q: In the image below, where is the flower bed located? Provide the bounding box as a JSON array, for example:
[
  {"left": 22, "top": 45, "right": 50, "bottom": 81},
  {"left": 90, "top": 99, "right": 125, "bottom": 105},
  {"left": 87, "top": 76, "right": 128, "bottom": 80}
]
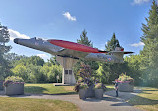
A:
[
  {"left": 118, "top": 73, "right": 134, "bottom": 92},
  {"left": 4, "top": 76, "right": 25, "bottom": 95},
  {"left": 74, "top": 64, "right": 106, "bottom": 99}
]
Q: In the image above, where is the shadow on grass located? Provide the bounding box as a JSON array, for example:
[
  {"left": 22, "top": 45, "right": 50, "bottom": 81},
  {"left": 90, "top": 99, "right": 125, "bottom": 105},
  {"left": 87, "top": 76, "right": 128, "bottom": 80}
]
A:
[
  {"left": 24, "top": 86, "right": 77, "bottom": 95},
  {"left": 24, "top": 86, "right": 48, "bottom": 94},
  {"left": 128, "top": 95, "right": 158, "bottom": 106},
  {"left": 128, "top": 88, "right": 158, "bottom": 106},
  {"left": 105, "top": 88, "right": 158, "bottom": 107}
]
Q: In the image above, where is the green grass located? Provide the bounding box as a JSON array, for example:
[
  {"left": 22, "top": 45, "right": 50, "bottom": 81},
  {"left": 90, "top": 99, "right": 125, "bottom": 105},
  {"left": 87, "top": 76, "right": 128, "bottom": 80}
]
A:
[
  {"left": 25, "top": 83, "right": 76, "bottom": 95},
  {"left": 105, "top": 84, "right": 114, "bottom": 91},
  {"left": 25, "top": 84, "right": 114, "bottom": 95},
  {"left": 0, "top": 97, "right": 80, "bottom": 111},
  {"left": 128, "top": 87, "right": 158, "bottom": 111}
]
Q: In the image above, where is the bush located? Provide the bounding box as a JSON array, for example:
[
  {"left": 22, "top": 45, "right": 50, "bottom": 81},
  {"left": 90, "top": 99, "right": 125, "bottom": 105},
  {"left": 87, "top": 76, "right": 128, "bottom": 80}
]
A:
[
  {"left": 80, "top": 82, "right": 88, "bottom": 89},
  {"left": 118, "top": 73, "right": 134, "bottom": 84},
  {"left": 4, "top": 76, "right": 24, "bottom": 87},
  {"left": 5, "top": 76, "right": 24, "bottom": 82},
  {"left": 94, "top": 83, "right": 106, "bottom": 90},
  {"left": 74, "top": 82, "right": 88, "bottom": 92}
]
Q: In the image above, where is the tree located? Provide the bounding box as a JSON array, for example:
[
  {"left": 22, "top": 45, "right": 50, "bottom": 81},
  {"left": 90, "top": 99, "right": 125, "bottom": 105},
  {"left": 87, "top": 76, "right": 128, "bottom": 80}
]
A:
[
  {"left": 74, "top": 29, "right": 99, "bottom": 79},
  {"left": 140, "top": 0, "right": 158, "bottom": 86},
  {"left": 0, "top": 23, "right": 12, "bottom": 80},
  {"left": 96, "top": 33, "right": 129, "bottom": 84},
  {"left": 77, "top": 29, "right": 93, "bottom": 47},
  {"left": 124, "top": 55, "right": 142, "bottom": 85},
  {"left": 14, "top": 56, "right": 44, "bottom": 66},
  {"left": 105, "top": 33, "right": 120, "bottom": 51}
]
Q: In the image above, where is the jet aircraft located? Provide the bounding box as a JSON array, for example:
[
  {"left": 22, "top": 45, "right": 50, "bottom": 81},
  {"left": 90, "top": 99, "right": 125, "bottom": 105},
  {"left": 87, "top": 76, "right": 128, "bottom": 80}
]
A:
[{"left": 14, "top": 37, "right": 133, "bottom": 63}]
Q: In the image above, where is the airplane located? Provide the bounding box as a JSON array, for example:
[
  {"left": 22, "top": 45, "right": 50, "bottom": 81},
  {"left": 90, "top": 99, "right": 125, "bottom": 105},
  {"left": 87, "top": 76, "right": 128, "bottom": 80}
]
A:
[{"left": 14, "top": 37, "right": 133, "bottom": 63}]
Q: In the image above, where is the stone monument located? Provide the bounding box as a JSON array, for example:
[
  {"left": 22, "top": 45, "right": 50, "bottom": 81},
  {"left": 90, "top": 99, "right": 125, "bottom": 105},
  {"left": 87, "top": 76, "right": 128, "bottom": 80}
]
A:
[{"left": 56, "top": 56, "right": 78, "bottom": 85}]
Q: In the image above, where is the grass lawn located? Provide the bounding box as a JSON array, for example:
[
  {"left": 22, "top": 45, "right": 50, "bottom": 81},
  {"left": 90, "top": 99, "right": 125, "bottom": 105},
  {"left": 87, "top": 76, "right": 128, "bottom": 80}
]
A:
[
  {"left": 128, "top": 87, "right": 158, "bottom": 111},
  {"left": 105, "top": 84, "right": 114, "bottom": 91},
  {"left": 25, "top": 83, "right": 76, "bottom": 95},
  {"left": 0, "top": 97, "right": 79, "bottom": 111},
  {"left": 25, "top": 83, "right": 114, "bottom": 95}
]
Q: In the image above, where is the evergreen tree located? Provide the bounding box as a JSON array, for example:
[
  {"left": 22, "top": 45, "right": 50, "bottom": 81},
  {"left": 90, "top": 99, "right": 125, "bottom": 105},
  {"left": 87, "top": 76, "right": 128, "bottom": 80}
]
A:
[
  {"left": 0, "top": 23, "right": 11, "bottom": 80},
  {"left": 77, "top": 29, "right": 93, "bottom": 47},
  {"left": 96, "top": 33, "right": 129, "bottom": 84},
  {"left": 105, "top": 33, "right": 120, "bottom": 51},
  {"left": 74, "top": 29, "right": 98, "bottom": 79},
  {"left": 140, "top": 0, "right": 158, "bottom": 86}
]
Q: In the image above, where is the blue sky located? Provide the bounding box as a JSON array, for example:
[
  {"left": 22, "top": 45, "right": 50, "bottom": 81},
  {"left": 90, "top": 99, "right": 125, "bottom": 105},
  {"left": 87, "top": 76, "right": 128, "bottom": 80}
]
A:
[{"left": 0, "top": 0, "right": 155, "bottom": 61}]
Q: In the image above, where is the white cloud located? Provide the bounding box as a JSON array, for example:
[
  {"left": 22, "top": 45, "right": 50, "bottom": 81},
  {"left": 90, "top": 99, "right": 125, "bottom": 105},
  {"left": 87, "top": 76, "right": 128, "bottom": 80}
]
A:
[
  {"left": 36, "top": 54, "right": 50, "bottom": 61},
  {"left": 37, "top": 54, "right": 48, "bottom": 58},
  {"left": 133, "top": 0, "right": 150, "bottom": 5},
  {"left": 9, "top": 29, "right": 30, "bottom": 41},
  {"left": 63, "top": 12, "right": 76, "bottom": 21},
  {"left": 130, "top": 42, "right": 145, "bottom": 47}
]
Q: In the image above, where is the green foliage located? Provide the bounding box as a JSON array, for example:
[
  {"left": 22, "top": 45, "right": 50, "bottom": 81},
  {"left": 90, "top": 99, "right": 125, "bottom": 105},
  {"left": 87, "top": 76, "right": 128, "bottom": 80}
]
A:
[
  {"left": 74, "top": 64, "right": 95, "bottom": 92},
  {"left": 77, "top": 29, "right": 93, "bottom": 47},
  {"left": 105, "top": 33, "right": 120, "bottom": 51},
  {"left": 94, "top": 83, "right": 105, "bottom": 89},
  {"left": 74, "top": 29, "right": 98, "bottom": 80},
  {"left": 124, "top": 55, "right": 142, "bottom": 85},
  {"left": 79, "top": 82, "right": 88, "bottom": 89},
  {"left": 95, "top": 33, "right": 130, "bottom": 84},
  {"left": 5, "top": 76, "right": 24, "bottom": 82},
  {"left": 10, "top": 55, "right": 62, "bottom": 83},
  {"left": 14, "top": 56, "right": 44, "bottom": 66},
  {"left": 118, "top": 73, "right": 133, "bottom": 82},
  {"left": 4, "top": 76, "right": 24, "bottom": 87},
  {"left": 140, "top": 0, "right": 158, "bottom": 87},
  {"left": 0, "top": 23, "right": 12, "bottom": 80},
  {"left": 0, "top": 23, "right": 11, "bottom": 54}
]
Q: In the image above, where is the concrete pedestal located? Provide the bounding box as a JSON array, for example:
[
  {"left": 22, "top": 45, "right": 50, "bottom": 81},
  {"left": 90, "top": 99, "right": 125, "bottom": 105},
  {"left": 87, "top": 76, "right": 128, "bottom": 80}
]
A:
[{"left": 56, "top": 56, "right": 78, "bottom": 85}]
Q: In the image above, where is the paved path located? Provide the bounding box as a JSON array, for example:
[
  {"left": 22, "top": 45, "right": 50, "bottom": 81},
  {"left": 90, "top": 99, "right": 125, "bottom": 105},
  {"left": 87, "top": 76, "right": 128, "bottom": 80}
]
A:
[{"left": 0, "top": 89, "right": 142, "bottom": 111}]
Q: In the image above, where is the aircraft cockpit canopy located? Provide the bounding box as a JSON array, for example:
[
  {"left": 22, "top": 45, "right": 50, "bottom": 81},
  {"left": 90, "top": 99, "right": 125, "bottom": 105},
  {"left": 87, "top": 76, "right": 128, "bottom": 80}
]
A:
[{"left": 32, "top": 37, "right": 43, "bottom": 40}]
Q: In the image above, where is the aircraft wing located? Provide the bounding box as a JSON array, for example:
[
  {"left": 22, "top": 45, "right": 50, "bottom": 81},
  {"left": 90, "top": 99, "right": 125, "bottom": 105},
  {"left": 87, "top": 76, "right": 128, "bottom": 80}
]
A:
[
  {"left": 56, "top": 48, "right": 89, "bottom": 59},
  {"left": 48, "top": 39, "right": 108, "bottom": 58}
]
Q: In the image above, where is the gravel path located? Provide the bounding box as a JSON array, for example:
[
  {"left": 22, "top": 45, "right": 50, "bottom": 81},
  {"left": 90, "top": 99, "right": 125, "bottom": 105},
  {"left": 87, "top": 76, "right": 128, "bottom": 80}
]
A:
[{"left": 0, "top": 89, "right": 142, "bottom": 111}]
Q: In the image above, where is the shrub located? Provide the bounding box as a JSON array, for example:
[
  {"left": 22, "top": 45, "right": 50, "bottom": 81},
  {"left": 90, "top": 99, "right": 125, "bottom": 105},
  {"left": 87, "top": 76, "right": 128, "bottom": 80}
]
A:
[
  {"left": 80, "top": 82, "right": 88, "bottom": 89},
  {"left": 74, "top": 82, "right": 88, "bottom": 92},
  {"left": 94, "top": 83, "right": 106, "bottom": 90},
  {"left": 118, "top": 73, "right": 134, "bottom": 84},
  {"left": 4, "top": 76, "right": 24, "bottom": 87},
  {"left": 5, "top": 76, "right": 24, "bottom": 82}
]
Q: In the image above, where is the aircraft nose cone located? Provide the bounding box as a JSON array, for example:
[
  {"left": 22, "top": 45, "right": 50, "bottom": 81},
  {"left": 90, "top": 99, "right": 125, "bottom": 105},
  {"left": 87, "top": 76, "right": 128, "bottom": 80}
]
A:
[{"left": 14, "top": 38, "right": 19, "bottom": 44}]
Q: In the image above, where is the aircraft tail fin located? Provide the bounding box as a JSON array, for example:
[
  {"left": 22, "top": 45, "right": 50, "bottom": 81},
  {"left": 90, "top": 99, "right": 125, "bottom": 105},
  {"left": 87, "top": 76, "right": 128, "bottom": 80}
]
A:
[{"left": 110, "top": 47, "right": 134, "bottom": 61}]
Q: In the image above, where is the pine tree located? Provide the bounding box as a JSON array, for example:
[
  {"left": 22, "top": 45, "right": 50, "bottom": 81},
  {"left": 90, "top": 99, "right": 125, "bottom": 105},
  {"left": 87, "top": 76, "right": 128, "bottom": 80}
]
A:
[
  {"left": 105, "top": 33, "right": 120, "bottom": 51},
  {"left": 140, "top": 0, "right": 158, "bottom": 86},
  {"left": 77, "top": 29, "right": 93, "bottom": 47},
  {"left": 74, "top": 29, "right": 98, "bottom": 79}
]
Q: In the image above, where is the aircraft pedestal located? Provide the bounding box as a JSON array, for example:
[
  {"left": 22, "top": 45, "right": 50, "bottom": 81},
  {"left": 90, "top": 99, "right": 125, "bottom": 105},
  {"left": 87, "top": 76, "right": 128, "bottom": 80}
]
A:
[{"left": 56, "top": 56, "right": 78, "bottom": 85}]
